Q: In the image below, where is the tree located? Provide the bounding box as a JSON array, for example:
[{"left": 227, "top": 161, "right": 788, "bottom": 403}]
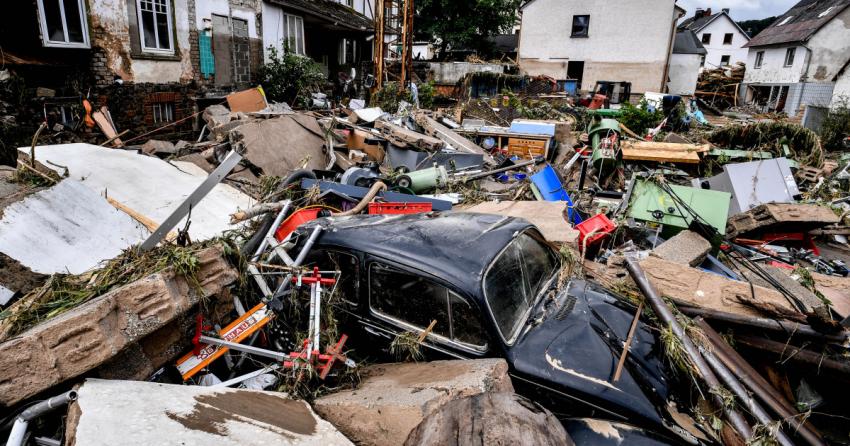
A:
[
  {"left": 737, "top": 16, "right": 778, "bottom": 38},
  {"left": 415, "top": 0, "right": 522, "bottom": 59}
]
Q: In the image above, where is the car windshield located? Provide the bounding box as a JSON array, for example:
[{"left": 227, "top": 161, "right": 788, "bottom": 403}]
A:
[{"left": 483, "top": 232, "right": 560, "bottom": 343}]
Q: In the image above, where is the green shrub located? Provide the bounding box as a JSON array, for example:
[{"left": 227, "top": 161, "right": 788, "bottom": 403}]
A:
[
  {"left": 618, "top": 100, "right": 664, "bottom": 135},
  {"left": 820, "top": 98, "right": 850, "bottom": 151},
  {"left": 257, "top": 47, "right": 326, "bottom": 108},
  {"left": 371, "top": 82, "right": 412, "bottom": 112},
  {"left": 417, "top": 82, "right": 436, "bottom": 109}
]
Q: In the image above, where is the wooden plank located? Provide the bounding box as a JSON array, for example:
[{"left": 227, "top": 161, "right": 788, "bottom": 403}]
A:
[
  {"left": 375, "top": 120, "right": 444, "bottom": 151},
  {"left": 622, "top": 148, "right": 701, "bottom": 163},
  {"left": 92, "top": 111, "right": 123, "bottom": 147},
  {"left": 622, "top": 141, "right": 711, "bottom": 153}
]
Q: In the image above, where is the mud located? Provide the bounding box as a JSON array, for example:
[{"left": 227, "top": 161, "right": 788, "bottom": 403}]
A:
[
  {"left": 365, "top": 361, "right": 469, "bottom": 386},
  {"left": 0, "top": 251, "right": 47, "bottom": 296},
  {"left": 166, "top": 390, "right": 317, "bottom": 438}
]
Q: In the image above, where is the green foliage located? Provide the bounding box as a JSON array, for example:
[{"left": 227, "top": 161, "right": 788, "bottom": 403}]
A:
[
  {"left": 820, "top": 99, "right": 850, "bottom": 151},
  {"left": 371, "top": 82, "right": 412, "bottom": 112},
  {"left": 257, "top": 46, "right": 326, "bottom": 107},
  {"left": 417, "top": 82, "right": 436, "bottom": 109},
  {"left": 737, "top": 16, "right": 778, "bottom": 39},
  {"left": 415, "top": 0, "right": 523, "bottom": 58},
  {"left": 618, "top": 100, "right": 663, "bottom": 135}
]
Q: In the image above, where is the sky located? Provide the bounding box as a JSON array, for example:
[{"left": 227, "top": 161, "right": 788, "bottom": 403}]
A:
[{"left": 676, "top": 0, "right": 798, "bottom": 21}]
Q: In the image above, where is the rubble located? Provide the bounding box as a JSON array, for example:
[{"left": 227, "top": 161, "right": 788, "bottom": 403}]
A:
[
  {"left": 313, "top": 359, "right": 513, "bottom": 446},
  {"left": 2, "top": 38, "right": 850, "bottom": 446}
]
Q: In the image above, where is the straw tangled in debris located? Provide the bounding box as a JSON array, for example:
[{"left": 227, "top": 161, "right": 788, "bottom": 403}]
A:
[{"left": 0, "top": 240, "right": 230, "bottom": 341}]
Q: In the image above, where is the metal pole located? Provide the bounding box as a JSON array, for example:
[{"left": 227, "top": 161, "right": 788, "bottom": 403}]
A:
[
  {"left": 6, "top": 391, "right": 77, "bottom": 446},
  {"left": 697, "top": 319, "right": 826, "bottom": 446},
  {"left": 701, "top": 347, "right": 795, "bottom": 446},
  {"left": 679, "top": 305, "right": 847, "bottom": 343},
  {"left": 624, "top": 258, "right": 752, "bottom": 441}
]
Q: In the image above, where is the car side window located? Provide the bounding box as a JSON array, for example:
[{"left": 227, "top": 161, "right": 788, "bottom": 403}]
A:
[
  {"left": 304, "top": 251, "right": 359, "bottom": 306},
  {"left": 370, "top": 262, "right": 451, "bottom": 338},
  {"left": 370, "top": 262, "right": 486, "bottom": 348},
  {"left": 449, "top": 292, "right": 485, "bottom": 347}
]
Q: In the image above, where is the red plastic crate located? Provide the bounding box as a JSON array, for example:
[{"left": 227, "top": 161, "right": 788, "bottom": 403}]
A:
[
  {"left": 576, "top": 213, "right": 616, "bottom": 250},
  {"left": 368, "top": 202, "right": 433, "bottom": 215}
]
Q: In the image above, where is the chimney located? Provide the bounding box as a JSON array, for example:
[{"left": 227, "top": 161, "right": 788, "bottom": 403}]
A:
[
  {"left": 695, "top": 8, "right": 704, "bottom": 18},
  {"left": 722, "top": 8, "right": 730, "bottom": 14},
  {"left": 705, "top": 8, "right": 712, "bottom": 16}
]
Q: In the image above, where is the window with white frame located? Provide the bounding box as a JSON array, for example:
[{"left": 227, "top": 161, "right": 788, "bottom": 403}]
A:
[
  {"left": 137, "top": 0, "right": 174, "bottom": 54},
  {"left": 36, "top": 0, "right": 90, "bottom": 48},
  {"left": 784, "top": 47, "right": 796, "bottom": 67},
  {"left": 283, "top": 14, "right": 305, "bottom": 55},
  {"left": 755, "top": 51, "right": 764, "bottom": 69},
  {"left": 339, "top": 38, "right": 357, "bottom": 64},
  {"left": 152, "top": 102, "right": 175, "bottom": 123}
]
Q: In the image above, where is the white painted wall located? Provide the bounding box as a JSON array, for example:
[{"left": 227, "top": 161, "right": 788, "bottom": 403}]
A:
[
  {"left": 669, "top": 53, "right": 701, "bottom": 95},
  {"left": 692, "top": 14, "right": 749, "bottom": 70},
  {"left": 518, "top": 0, "right": 679, "bottom": 94},
  {"left": 89, "top": 0, "right": 193, "bottom": 83},
  {"left": 261, "top": 2, "right": 290, "bottom": 61},
  {"left": 413, "top": 43, "right": 434, "bottom": 60},
  {"left": 743, "top": 45, "right": 807, "bottom": 84},
  {"left": 329, "top": 0, "right": 375, "bottom": 19},
  {"left": 834, "top": 69, "right": 850, "bottom": 107},
  {"left": 803, "top": 6, "right": 850, "bottom": 82},
  {"left": 195, "top": 0, "right": 259, "bottom": 39}
]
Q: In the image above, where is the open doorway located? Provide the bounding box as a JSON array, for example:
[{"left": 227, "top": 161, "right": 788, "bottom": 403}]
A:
[{"left": 567, "top": 61, "right": 584, "bottom": 91}]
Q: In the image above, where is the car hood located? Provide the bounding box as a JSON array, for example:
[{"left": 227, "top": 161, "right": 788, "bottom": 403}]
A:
[{"left": 507, "top": 280, "right": 672, "bottom": 429}]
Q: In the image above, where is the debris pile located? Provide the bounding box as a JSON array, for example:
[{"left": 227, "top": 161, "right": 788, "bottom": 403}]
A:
[
  {"left": 695, "top": 62, "right": 746, "bottom": 110},
  {"left": 2, "top": 85, "right": 850, "bottom": 446}
]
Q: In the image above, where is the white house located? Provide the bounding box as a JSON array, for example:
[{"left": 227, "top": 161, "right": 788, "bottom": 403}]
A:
[
  {"left": 742, "top": 0, "right": 850, "bottom": 115},
  {"left": 517, "top": 0, "right": 685, "bottom": 95},
  {"left": 678, "top": 8, "right": 750, "bottom": 70},
  {"left": 669, "top": 30, "right": 707, "bottom": 96}
]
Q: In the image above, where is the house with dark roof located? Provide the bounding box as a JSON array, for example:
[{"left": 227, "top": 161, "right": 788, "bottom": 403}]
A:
[
  {"left": 741, "top": 0, "right": 850, "bottom": 115},
  {"left": 669, "top": 30, "right": 707, "bottom": 95},
  {"left": 678, "top": 8, "right": 750, "bottom": 70}
]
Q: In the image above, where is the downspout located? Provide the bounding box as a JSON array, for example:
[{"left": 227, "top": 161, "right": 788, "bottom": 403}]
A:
[
  {"left": 793, "top": 43, "right": 814, "bottom": 115},
  {"left": 661, "top": 7, "right": 683, "bottom": 93}
]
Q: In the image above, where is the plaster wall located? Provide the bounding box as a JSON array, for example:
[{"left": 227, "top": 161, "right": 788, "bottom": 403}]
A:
[
  {"left": 518, "top": 0, "right": 678, "bottom": 93},
  {"left": 692, "top": 15, "right": 749, "bottom": 69},
  {"left": 669, "top": 53, "right": 701, "bottom": 95},
  {"left": 743, "top": 45, "right": 807, "bottom": 84}
]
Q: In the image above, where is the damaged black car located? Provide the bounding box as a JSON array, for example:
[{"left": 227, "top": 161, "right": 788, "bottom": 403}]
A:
[{"left": 288, "top": 212, "right": 701, "bottom": 445}]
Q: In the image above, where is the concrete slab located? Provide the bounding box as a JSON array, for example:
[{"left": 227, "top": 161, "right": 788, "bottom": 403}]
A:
[
  {"left": 66, "top": 379, "right": 352, "bottom": 446},
  {"left": 18, "top": 144, "right": 254, "bottom": 241},
  {"left": 651, "top": 230, "right": 712, "bottom": 267},
  {"left": 0, "top": 179, "right": 149, "bottom": 274},
  {"left": 313, "top": 359, "right": 513, "bottom": 446},
  {"left": 463, "top": 201, "right": 580, "bottom": 244}
]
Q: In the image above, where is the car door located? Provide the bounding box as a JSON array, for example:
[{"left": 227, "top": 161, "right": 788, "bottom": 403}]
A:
[{"left": 363, "top": 258, "right": 490, "bottom": 361}]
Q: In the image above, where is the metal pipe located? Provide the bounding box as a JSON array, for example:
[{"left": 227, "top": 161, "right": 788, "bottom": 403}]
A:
[
  {"left": 679, "top": 306, "right": 848, "bottom": 344},
  {"left": 216, "top": 364, "right": 281, "bottom": 388},
  {"left": 736, "top": 335, "right": 850, "bottom": 375},
  {"left": 624, "top": 258, "right": 753, "bottom": 441},
  {"left": 459, "top": 157, "right": 543, "bottom": 183},
  {"left": 6, "top": 390, "right": 77, "bottom": 446},
  {"left": 292, "top": 226, "right": 323, "bottom": 267},
  {"left": 701, "top": 347, "right": 795, "bottom": 446},
  {"left": 697, "top": 319, "right": 826, "bottom": 446},
  {"left": 252, "top": 202, "right": 292, "bottom": 261}
]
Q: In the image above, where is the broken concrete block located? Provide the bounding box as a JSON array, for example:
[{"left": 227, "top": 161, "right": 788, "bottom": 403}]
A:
[
  {"left": 726, "top": 203, "right": 840, "bottom": 238},
  {"left": 651, "top": 230, "right": 711, "bottom": 267},
  {"left": 229, "top": 114, "right": 330, "bottom": 175},
  {"left": 638, "top": 256, "right": 799, "bottom": 319},
  {"left": 405, "top": 393, "right": 571, "bottom": 446},
  {"left": 66, "top": 379, "right": 351, "bottom": 446},
  {"left": 141, "top": 139, "right": 176, "bottom": 155},
  {"left": 0, "top": 247, "right": 237, "bottom": 407},
  {"left": 740, "top": 266, "right": 827, "bottom": 316},
  {"left": 313, "top": 359, "right": 513, "bottom": 446},
  {"left": 202, "top": 104, "right": 232, "bottom": 129}
]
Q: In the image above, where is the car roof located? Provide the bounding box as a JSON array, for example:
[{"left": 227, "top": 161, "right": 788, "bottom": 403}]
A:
[{"left": 298, "top": 212, "right": 537, "bottom": 293}]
